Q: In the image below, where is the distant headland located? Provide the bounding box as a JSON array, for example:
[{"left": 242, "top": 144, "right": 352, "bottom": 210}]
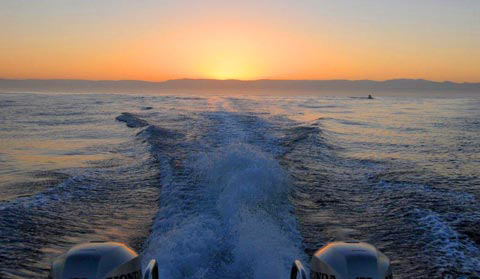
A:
[{"left": 1, "top": 78, "right": 479, "bottom": 94}]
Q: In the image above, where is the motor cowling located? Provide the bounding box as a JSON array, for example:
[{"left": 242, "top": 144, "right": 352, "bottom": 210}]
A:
[
  {"left": 50, "top": 241, "right": 158, "bottom": 279},
  {"left": 310, "top": 241, "right": 392, "bottom": 279},
  {"left": 291, "top": 241, "right": 392, "bottom": 279}
]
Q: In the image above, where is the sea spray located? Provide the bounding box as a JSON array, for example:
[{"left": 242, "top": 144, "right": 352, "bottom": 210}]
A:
[{"left": 142, "top": 144, "right": 305, "bottom": 279}]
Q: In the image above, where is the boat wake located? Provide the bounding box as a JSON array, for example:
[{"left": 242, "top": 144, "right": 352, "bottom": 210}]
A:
[
  {"left": 127, "top": 102, "right": 305, "bottom": 278},
  {"left": 142, "top": 144, "right": 304, "bottom": 278}
]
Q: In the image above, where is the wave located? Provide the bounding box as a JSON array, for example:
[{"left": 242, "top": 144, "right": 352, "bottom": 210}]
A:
[
  {"left": 414, "top": 208, "right": 480, "bottom": 277},
  {"left": 0, "top": 137, "right": 159, "bottom": 278},
  {"left": 142, "top": 143, "right": 304, "bottom": 279},
  {"left": 116, "top": 112, "right": 150, "bottom": 128},
  {"left": 376, "top": 180, "right": 480, "bottom": 277}
]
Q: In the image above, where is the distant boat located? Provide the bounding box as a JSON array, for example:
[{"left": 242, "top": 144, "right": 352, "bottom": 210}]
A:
[{"left": 368, "top": 94, "right": 374, "bottom": 99}]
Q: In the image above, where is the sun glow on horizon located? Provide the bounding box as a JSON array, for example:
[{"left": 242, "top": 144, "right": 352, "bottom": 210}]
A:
[
  {"left": 0, "top": 1, "right": 479, "bottom": 82},
  {"left": 205, "top": 57, "right": 257, "bottom": 80},
  {"left": 198, "top": 38, "right": 268, "bottom": 80}
]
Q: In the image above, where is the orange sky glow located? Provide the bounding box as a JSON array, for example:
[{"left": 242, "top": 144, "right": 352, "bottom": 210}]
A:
[{"left": 1, "top": 1, "right": 479, "bottom": 82}]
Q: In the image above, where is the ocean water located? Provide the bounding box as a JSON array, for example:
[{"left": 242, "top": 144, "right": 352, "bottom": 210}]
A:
[{"left": 0, "top": 91, "right": 479, "bottom": 278}]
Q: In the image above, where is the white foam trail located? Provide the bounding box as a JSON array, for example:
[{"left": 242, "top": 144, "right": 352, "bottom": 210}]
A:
[
  {"left": 414, "top": 208, "right": 480, "bottom": 275},
  {"left": 143, "top": 144, "right": 305, "bottom": 279}
]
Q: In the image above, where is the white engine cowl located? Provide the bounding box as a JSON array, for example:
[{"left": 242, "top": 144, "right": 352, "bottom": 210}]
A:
[
  {"left": 309, "top": 241, "right": 392, "bottom": 279},
  {"left": 49, "top": 241, "right": 158, "bottom": 279}
]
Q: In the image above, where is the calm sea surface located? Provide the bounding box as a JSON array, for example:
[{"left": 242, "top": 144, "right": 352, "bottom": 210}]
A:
[{"left": 0, "top": 92, "right": 479, "bottom": 278}]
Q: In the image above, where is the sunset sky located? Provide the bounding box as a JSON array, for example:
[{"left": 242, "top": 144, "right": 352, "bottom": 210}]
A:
[{"left": 1, "top": 0, "right": 479, "bottom": 82}]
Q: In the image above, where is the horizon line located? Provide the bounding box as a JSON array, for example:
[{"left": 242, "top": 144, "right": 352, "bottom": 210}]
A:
[{"left": 1, "top": 77, "right": 480, "bottom": 84}]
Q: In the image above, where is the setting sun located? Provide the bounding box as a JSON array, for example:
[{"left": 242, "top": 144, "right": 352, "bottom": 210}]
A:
[
  {"left": 1, "top": 1, "right": 479, "bottom": 82},
  {"left": 199, "top": 39, "right": 265, "bottom": 80}
]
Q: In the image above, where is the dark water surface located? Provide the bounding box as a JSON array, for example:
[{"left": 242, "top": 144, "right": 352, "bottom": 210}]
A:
[{"left": 0, "top": 92, "right": 479, "bottom": 278}]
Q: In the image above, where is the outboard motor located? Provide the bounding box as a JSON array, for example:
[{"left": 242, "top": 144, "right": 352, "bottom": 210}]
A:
[
  {"left": 291, "top": 241, "right": 393, "bottom": 279},
  {"left": 49, "top": 241, "right": 158, "bottom": 279}
]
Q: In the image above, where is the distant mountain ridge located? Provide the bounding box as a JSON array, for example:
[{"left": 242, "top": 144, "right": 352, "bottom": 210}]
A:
[{"left": 0, "top": 78, "right": 479, "bottom": 93}]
